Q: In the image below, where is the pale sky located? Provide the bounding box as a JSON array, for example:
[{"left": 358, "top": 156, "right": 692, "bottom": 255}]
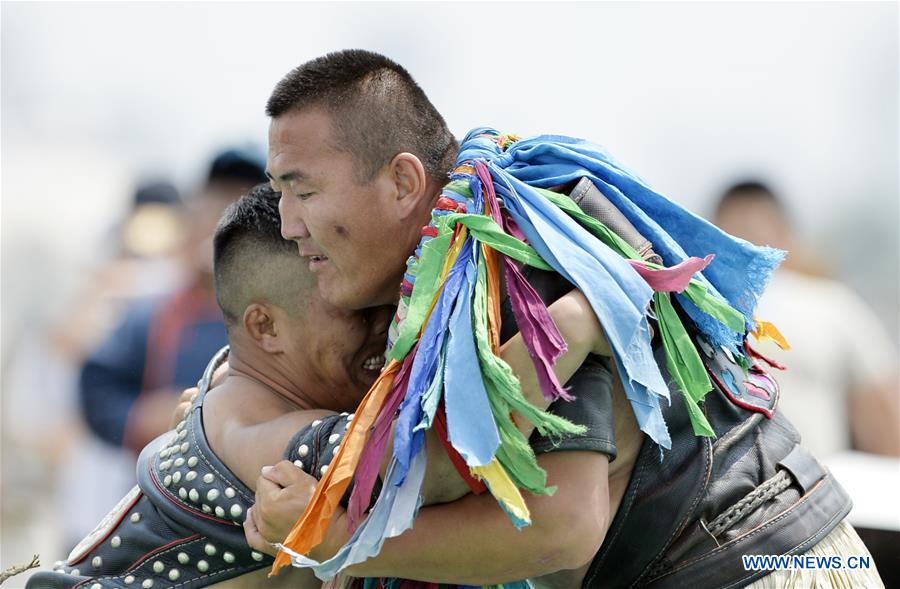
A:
[{"left": 2, "top": 1, "right": 898, "bottom": 351}]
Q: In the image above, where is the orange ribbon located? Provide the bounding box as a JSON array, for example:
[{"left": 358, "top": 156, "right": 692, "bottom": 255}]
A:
[{"left": 272, "top": 360, "right": 401, "bottom": 574}]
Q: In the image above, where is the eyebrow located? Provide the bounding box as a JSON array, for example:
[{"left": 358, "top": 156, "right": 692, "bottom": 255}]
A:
[{"left": 265, "top": 169, "right": 309, "bottom": 184}]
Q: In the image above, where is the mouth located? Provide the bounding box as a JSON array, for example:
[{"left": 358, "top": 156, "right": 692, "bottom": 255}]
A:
[
  {"left": 304, "top": 253, "right": 329, "bottom": 271},
  {"left": 361, "top": 352, "right": 386, "bottom": 374},
  {"left": 357, "top": 307, "right": 393, "bottom": 381}
]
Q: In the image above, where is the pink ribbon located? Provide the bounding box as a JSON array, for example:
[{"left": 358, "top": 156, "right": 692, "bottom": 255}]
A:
[{"left": 630, "top": 254, "right": 714, "bottom": 293}]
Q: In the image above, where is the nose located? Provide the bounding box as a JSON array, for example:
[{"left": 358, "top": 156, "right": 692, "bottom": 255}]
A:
[{"left": 278, "top": 193, "right": 311, "bottom": 241}]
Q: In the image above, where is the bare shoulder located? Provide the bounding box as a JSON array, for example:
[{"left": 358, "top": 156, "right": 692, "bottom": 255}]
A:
[{"left": 203, "top": 379, "right": 335, "bottom": 491}]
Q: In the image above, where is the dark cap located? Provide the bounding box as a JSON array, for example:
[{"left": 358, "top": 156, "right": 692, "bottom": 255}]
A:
[
  {"left": 134, "top": 180, "right": 181, "bottom": 207},
  {"left": 207, "top": 145, "right": 268, "bottom": 186}
]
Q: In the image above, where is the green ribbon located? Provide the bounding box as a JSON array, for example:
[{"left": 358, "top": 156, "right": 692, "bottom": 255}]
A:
[
  {"left": 389, "top": 228, "right": 454, "bottom": 362},
  {"left": 471, "top": 254, "right": 584, "bottom": 495},
  {"left": 443, "top": 213, "right": 553, "bottom": 271},
  {"left": 655, "top": 291, "right": 716, "bottom": 437}
]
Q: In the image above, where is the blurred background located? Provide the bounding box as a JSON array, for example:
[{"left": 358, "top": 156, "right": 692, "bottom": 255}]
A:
[{"left": 1, "top": 2, "right": 897, "bottom": 587}]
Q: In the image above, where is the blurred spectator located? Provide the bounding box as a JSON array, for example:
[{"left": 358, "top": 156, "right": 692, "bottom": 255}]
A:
[
  {"left": 3, "top": 178, "right": 188, "bottom": 552},
  {"left": 79, "top": 146, "right": 267, "bottom": 454},
  {"left": 713, "top": 180, "right": 899, "bottom": 458}
]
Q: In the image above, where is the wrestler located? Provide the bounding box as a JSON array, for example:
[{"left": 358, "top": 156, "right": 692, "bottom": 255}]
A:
[
  {"left": 25, "top": 186, "right": 385, "bottom": 588},
  {"left": 29, "top": 183, "right": 609, "bottom": 589},
  {"left": 246, "top": 50, "right": 882, "bottom": 589}
]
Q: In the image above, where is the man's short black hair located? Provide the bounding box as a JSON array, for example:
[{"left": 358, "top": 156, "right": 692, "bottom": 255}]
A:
[
  {"left": 213, "top": 184, "right": 310, "bottom": 327},
  {"left": 266, "top": 49, "right": 458, "bottom": 182}
]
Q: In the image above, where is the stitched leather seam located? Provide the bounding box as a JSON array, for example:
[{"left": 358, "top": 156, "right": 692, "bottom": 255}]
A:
[
  {"left": 653, "top": 476, "right": 839, "bottom": 580},
  {"left": 70, "top": 536, "right": 205, "bottom": 588},
  {"left": 124, "top": 534, "right": 203, "bottom": 573},
  {"left": 633, "top": 435, "right": 714, "bottom": 587},
  {"left": 716, "top": 497, "right": 846, "bottom": 589}
]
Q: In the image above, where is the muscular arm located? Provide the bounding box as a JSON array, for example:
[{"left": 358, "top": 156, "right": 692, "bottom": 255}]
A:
[{"left": 334, "top": 451, "right": 608, "bottom": 584}]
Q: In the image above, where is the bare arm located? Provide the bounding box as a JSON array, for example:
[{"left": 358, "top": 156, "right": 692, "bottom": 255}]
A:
[
  {"left": 247, "top": 450, "right": 609, "bottom": 585},
  {"left": 344, "top": 451, "right": 609, "bottom": 584},
  {"left": 223, "top": 408, "right": 338, "bottom": 491}
]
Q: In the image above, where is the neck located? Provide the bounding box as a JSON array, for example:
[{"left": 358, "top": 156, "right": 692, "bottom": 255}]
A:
[{"left": 226, "top": 344, "right": 317, "bottom": 411}]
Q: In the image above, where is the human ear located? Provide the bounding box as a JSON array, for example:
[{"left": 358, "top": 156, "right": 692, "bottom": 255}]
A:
[
  {"left": 389, "top": 153, "right": 428, "bottom": 218},
  {"left": 243, "top": 304, "right": 282, "bottom": 353}
]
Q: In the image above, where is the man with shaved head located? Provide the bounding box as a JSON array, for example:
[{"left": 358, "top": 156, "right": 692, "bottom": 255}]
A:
[
  {"left": 31, "top": 180, "right": 606, "bottom": 589},
  {"left": 247, "top": 49, "right": 882, "bottom": 589}
]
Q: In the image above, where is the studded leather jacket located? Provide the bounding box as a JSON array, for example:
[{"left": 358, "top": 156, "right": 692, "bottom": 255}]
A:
[{"left": 27, "top": 347, "right": 271, "bottom": 589}]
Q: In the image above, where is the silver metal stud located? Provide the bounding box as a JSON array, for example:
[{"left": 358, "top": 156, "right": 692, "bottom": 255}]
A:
[
  {"left": 202, "top": 473, "right": 214, "bottom": 484},
  {"left": 152, "top": 560, "right": 164, "bottom": 573},
  {"left": 189, "top": 488, "right": 199, "bottom": 502},
  {"left": 311, "top": 419, "right": 322, "bottom": 427},
  {"left": 177, "top": 552, "right": 189, "bottom": 564},
  {"left": 172, "top": 472, "right": 182, "bottom": 484},
  {"left": 124, "top": 575, "right": 135, "bottom": 584},
  {"left": 111, "top": 535, "right": 121, "bottom": 548},
  {"left": 71, "top": 569, "right": 80, "bottom": 576},
  {"left": 178, "top": 429, "right": 187, "bottom": 440},
  {"left": 179, "top": 487, "right": 188, "bottom": 500},
  {"left": 251, "top": 551, "right": 264, "bottom": 561},
  {"left": 230, "top": 504, "right": 243, "bottom": 518},
  {"left": 91, "top": 583, "right": 102, "bottom": 589},
  {"left": 168, "top": 569, "right": 180, "bottom": 581},
  {"left": 163, "top": 475, "right": 172, "bottom": 487},
  {"left": 159, "top": 460, "right": 172, "bottom": 471},
  {"left": 223, "top": 551, "right": 235, "bottom": 564},
  {"left": 130, "top": 513, "right": 141, "bottom": 523},
  {"left": 347, "top": 413, "right": 355, "bottom": 421},
  {"left": 174, "top": 457, "right": 185, "bottom": 468},
  {"left": 91, "top": 556, "right": 102, "bottom": 568},
  {"left": 202, "top": 504, "right": 212, "bottom": 513},
  {"left": 204, "top": 543, "right": 217, "bottom": 556},
  {"left": 176, "top": 420, "right": 185, "bottom": 431},
  {"left": 206, "top": 489, "right": 219, "bottom": 501},
  {"left": 215, "top": 506, "right": 225, "bottom": 518},
  {"left": 197, "top": 560, "right": 209, "bottom": 573},
  {"left": 224, "top": 487, "right": 235, "bottom": 498},
  {"left": 293, "top": 460, "right": 304, "bottom": 469},
  {"left": 328, "top": 433, "right": 340, "bottom": 444},
  {"left": 298, "top": 444, "right": 309, "bottom": 457},
  {"left": 187, "top": 457, "right": 198, "bottom": 468},
  {"left": 320, "top": 464, "right": 329, "bottom": 475},
  {"left": 185, "top": 471, "right": 197, "bottom": 482},
  {"left": 142, "top": 580, "right": 153, "bottom": 589},
  {"left": 180, "top": 442, "right": 189, "bottom": 453},
  {"left": 332, "top": 446, "right": 340, "bottom": 456}
]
